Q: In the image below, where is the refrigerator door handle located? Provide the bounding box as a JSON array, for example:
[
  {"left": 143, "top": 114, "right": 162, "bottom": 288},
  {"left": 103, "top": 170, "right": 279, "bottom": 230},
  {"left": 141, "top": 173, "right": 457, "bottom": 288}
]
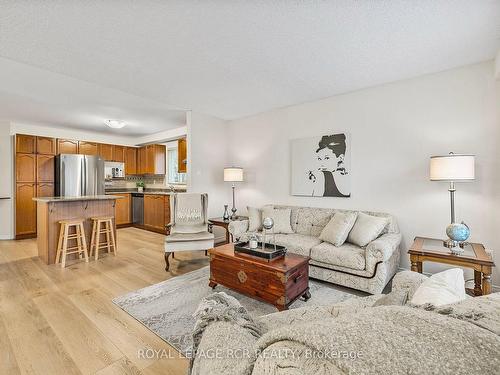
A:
[{"left": 81, "top": 157, "right": 86, "bottom": 196}]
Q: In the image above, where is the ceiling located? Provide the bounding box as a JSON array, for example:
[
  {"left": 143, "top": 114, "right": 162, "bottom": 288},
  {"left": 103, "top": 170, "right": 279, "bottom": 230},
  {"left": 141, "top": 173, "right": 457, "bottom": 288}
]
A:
[{"left": 0, "top": 1, "right": 499, "bottom": 130}]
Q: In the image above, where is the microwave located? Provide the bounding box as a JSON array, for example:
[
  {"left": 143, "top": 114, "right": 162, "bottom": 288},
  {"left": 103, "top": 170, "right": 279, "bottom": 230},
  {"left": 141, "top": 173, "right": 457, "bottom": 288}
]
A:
[{"left": 105, "top": 162, "right": 125, "bottom": 179}]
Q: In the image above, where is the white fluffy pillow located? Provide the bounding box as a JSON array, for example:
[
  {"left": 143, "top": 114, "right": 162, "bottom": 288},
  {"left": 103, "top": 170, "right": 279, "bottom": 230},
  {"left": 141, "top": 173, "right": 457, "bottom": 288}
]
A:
[
  {"left": 262, "top": 207, "right": 294, "bottom": 234},
  {"left": 347, "top": 212, "right": 388, "bottom": 247},
  {"left": 247, "top": 206, "right": 262, "bottom": 232},
  {"left": 319, "top": 212, "right": 358, "bottom": 247},
  {"left": 410, "top": 268, "right": 467, "bottom": 306}
]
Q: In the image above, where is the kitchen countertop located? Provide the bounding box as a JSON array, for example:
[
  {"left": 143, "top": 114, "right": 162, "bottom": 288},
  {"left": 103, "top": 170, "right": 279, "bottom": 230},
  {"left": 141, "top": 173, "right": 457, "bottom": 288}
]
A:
[{"left": 33, "top": 195, "right": 124, "bottom": 202}]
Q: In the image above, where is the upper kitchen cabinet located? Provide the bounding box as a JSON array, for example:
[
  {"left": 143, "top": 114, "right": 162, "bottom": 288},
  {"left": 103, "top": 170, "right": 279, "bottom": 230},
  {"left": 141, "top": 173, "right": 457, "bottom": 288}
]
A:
[
  {"left": 125, "top": 147, "right": 137, "bottom": 175},
  {"left": 36, "top": 137, "right": 56, "bottom": 155},
  {"left": 16, "top": 134, "right": 36, "bottom": 154},
  {"left": 112, "top": 145, "right": 125, "bottom": 162},
  {"left": 57, "top": 139, "right": 79, "bottom": 154},
  {"left": 79, "top": 141, "right": 98, "bottom": 155},
  {"left": 178, "top": 137, "right": 187, "bottom": 173},
  {"left": 98, "top": 143, "right": 113, "bottom": 161},
  {"left": 138, "top": 144, "right": 165, "bottom": 175}
]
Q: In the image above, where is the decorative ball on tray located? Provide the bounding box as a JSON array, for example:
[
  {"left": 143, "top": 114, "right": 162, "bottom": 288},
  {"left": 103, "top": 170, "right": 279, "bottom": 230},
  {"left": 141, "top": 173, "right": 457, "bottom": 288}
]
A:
[{"left": 262, "top": 217, "right": 274, "bottom": 230}]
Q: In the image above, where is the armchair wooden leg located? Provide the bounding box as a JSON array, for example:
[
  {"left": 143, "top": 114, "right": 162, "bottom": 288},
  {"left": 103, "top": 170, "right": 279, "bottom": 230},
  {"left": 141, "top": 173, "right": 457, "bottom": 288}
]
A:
[
  {"left": 205, "top": 250, "right": 208, "bottom": 256},
  {"left": 164, "top": 252, "right": 172, "bottom": 272},
  {"left": 171, "top": 252, "right": 175, "bottom": 259}
]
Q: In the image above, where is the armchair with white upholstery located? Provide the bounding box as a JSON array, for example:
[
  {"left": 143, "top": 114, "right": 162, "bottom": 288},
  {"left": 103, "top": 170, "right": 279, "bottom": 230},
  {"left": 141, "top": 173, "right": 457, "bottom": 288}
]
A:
[{"left": 164, "top": 193, "right": 214, "bottom": 271}]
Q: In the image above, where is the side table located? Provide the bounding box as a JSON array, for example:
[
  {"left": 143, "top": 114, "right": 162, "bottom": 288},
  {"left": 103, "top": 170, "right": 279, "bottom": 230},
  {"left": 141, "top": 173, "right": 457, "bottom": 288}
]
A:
[
  {"left": 209, "top": 216, "right": 248, "bottom": 246},
  {"left": 408, "top": 237, "right": 495, "bottom": 296}
]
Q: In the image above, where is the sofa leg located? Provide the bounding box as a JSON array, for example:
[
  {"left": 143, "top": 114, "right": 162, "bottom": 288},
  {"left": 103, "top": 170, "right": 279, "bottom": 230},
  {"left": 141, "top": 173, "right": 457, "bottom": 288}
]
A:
[
  {"left": 164, "top": 252, "right": 172, "bottom": 271},
  {"left": 205, "top": 250, "right": 208, "bottom": 256},
  {"left": 172, "top": 252, "right": 175, "bottom": 259}
]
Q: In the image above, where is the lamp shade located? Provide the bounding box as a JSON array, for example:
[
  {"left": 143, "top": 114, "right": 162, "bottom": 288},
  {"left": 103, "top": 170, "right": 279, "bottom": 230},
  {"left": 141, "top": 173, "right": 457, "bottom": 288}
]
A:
[
  {"left": 430, "top": 154, "right": 475, "bottom": 181},
  {"left": 224, "top": 167, "right": 244, "bottom": 182}
]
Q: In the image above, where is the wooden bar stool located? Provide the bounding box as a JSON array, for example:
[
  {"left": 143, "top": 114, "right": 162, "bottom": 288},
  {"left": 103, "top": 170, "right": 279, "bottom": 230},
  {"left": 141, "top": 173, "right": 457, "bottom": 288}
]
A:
[
  {"left": 55, "top": 219, "right": 89, "bottom": 268},
  {"left": 89, "top": 216, "right": 117, "bottom": 260}
]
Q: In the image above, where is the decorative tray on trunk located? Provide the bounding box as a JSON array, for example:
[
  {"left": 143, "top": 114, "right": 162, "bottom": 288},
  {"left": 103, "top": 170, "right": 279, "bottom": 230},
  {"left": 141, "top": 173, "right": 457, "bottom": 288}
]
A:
[{"left": 234, "top": 241, "right": 287, "bottom": 261}]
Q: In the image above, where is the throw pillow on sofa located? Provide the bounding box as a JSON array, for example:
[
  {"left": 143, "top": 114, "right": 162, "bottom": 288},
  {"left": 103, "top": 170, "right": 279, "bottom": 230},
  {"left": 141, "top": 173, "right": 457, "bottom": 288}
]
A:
[
  {"left": 319, "top": 211, "right": 357, "bottom": 246},
  {"left": 262, "top": 207, "right": 294, "bottom": 234},
  {"left": 347, "top": 212, "right": 388, "bottom": 247},
  {"left": 410, "top": 268, "right": 467, "bottom": 307},
  {"left": 247, "top": 206, "right": 263, "bottom": 232}
]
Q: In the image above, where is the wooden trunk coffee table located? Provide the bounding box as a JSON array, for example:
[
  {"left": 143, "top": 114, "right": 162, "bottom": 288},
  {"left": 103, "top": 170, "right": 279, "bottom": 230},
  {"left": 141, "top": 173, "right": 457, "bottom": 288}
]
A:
[{"left": 208, "top": 243, "right": 311, "bottom": 311}]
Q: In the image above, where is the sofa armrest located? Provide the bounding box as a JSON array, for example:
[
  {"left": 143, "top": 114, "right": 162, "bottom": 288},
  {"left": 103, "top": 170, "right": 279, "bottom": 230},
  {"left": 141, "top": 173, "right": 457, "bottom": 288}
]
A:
[
  {"left": 391, "top": 270, "right": 428, "bottom": 299},
  {"left": 366, "top": 232, "right": 402, "bottom": 261},
  {"left": 228, "top": 220, "right": 249, "bottom": 242},
  {"left": 190, "top": 321, "right": 257, "bottom": 375}
]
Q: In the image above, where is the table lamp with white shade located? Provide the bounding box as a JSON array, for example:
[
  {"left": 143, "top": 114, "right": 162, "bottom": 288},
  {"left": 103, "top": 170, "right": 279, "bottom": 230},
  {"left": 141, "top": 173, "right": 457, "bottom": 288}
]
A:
[
  {"left": 224, "top": 167, "right": 244, "bottom": 220},
  {"left": 430, "top": 152, "right": 475, "bottom": 253}
]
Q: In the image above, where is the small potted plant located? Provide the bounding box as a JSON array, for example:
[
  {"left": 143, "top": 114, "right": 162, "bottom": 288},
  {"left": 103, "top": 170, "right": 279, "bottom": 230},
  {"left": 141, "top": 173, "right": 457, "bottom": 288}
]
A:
[{"left": 136, "top": 180, "right": 145, "bottom": 193}]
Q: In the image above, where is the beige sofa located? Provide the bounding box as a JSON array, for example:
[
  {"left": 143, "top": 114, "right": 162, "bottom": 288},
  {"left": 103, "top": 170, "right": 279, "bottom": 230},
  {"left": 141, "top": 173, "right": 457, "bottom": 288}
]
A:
[
  {"left": 190, "top": 271, "right": 500, "bottom": 375},
  {"left": 229, "top": 205, "right": 401, "bottom": 294}
]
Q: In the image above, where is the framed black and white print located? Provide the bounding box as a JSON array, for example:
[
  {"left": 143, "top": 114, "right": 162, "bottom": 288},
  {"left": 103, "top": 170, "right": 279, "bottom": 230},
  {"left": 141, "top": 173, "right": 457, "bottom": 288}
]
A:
[{"left": 291, "top": 133, "right": 351, "bottom": 197}]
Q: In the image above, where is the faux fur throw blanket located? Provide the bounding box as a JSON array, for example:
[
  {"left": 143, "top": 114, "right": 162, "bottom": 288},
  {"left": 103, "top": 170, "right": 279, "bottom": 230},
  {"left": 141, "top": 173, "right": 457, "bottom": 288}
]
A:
[
  {"left": 191, "top": 292, "right": 262, "bottom": 370},
  {"left": 253, "top": 305, "right": 500, "bottom": 375}
]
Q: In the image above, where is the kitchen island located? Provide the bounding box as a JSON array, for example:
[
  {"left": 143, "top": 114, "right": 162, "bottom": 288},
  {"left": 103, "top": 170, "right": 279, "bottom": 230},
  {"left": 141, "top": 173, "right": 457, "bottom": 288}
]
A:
[{"left": 33, "top": 195, "right": 122, "bottom": 265}]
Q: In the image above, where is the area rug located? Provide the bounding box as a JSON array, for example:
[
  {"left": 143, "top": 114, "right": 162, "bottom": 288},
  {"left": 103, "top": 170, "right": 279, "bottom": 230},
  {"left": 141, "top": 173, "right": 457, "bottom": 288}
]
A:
[{"left": 113, "top": 266, "right": 358, "bottom": 355}]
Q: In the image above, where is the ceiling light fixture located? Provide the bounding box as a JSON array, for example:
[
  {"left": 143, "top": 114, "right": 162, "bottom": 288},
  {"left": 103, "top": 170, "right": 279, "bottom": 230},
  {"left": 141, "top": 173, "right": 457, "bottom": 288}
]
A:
[{"left": 104, "top": 119, "right": 126, "bottom": 129}]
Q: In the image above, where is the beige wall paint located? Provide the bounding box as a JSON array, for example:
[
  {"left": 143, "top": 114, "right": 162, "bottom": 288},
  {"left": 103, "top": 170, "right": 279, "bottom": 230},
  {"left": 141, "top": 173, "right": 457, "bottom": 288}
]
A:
[{"left": 226, "top": 61, "right": 500, "bottom": 288}]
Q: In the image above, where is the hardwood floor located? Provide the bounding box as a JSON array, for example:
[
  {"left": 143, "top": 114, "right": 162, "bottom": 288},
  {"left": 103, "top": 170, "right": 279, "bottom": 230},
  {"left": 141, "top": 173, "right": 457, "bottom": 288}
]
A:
[{"left": 0, "top": 227, "right": 209, "bottom": 375}]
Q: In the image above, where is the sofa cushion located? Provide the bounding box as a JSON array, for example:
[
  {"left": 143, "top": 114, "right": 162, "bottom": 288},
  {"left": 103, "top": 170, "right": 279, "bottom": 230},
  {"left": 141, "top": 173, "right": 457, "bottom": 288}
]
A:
[
  {"left": 347, "top": 212, "right": 388, "bottom": 247},
  {"left": 274, "top": 234, "right": 322, "bottom": 257},
  {"left": 293, "top": 207, "right": 334, "bottom": 236},
  {"left": 247, "top": 206, "right": 262, "bottom": 232},
  {"left": 310, "top": 242, "right": 366, "bottom": 271},
  {"left": 410, "top": 268, "right": 467, "bottom": 307},
  {"left": 262, "top": 207, "right": 294, "bottom": 234},
  {"left": 319, "top": 211, "right": 358, "bottom": 247}
]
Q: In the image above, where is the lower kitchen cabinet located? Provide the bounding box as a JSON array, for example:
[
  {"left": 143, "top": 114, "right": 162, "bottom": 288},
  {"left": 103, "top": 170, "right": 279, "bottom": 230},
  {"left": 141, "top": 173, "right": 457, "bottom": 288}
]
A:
[
  {"left": 144, "top": 194, "right": 165, "bottom": 232},
  {"left": 16, "top": 183, "right": 37, "bottom": 238},
  {"left": 115, "top": 193, "right": 131, "bottom": 226}
]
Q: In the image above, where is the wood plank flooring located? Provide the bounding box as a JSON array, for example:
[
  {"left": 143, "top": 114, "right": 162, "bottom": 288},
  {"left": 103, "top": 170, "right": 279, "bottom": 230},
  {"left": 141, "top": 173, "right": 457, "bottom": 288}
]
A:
[{"left": 0, "top": 227, "right": 209, "bottom": 375}]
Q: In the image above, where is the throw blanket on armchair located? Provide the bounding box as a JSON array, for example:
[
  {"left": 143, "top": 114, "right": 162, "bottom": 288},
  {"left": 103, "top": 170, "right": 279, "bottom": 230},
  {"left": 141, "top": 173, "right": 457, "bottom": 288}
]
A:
[{"left": 190, "top": 293, "right": 500, "bottom": 375}]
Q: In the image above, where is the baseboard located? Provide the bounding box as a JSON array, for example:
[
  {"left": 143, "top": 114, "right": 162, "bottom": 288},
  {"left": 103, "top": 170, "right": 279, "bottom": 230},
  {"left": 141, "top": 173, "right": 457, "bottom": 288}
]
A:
[
  {"left": 397, "top": 267, "right": 500, "bottom": 293},
  {"left": 0, "top": 234, "right": 14, "bottom": 240}
]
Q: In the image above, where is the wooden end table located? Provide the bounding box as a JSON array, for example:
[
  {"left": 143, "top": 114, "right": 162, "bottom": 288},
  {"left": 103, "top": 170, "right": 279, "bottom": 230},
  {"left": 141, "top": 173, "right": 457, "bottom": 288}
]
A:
[
  {"left": 208, "top": 216, "right": 248, "bottom": 246},
  {"left": 209, "top": 243, "right": 311, "bottom": 311},
  {"left": 408, "top": 237, "right": 495, "bottom": 296}
]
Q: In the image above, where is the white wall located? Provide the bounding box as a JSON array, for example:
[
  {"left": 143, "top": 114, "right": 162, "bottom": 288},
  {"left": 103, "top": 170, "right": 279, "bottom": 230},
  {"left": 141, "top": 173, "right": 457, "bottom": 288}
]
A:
[
  {"left": 187, "top": 111, "right": 230, "bottom": 218},
  {"left": 0, "top": 122, "right": 13, "bottom": 239},
  {"left": 226, "top": 61, "right": 500, "bottom": 287}
]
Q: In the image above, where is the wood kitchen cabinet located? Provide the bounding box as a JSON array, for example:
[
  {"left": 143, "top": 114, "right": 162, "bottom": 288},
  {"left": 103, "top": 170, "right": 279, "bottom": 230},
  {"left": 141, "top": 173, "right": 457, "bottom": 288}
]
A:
[
  {"left": 16, "top": 183, "right": 37, "bottom": 238},
  {"left": 37, "top": 183, "right": 54, "bottom": 198},
  {"left": 164, "top": 195, "right": 171, "bottom": 234},
  {"left": 114, "top": 193, "right": 131, "bottom": 226},
  {"left": 16, "top": 134, "right": 36, "bottom": 154},
  {"left": 98, "top": 143, "right": 114, "bottom": 161},
  {"left": 57, "top": 139, "right": 79, "bottom": 154},
  {"left": 112, "top": 145, "right": 125, "bottom": 162},
  {"left": 36, "top": 154, "right": 55, "bottom": 182},
  {"left": 125, "top": 147, "right": 137, "bottom": 175},
  {"left": 16, "top": 154, "right": 37, "bottom": 182},
  {"left": 178, "top": 137, "right": 187, "bottom": 173},
  {"left": 79, "top": 141, "right": 98, "bottom": 155},
  {"left": 138, "top": 144, "right": 166, "bottom": 175},
  {"left": 144, "top": 194, "right": 165, "bottom": 232},
  {"left": 36, "top": 137, "right": 56, "bottom": 155}
]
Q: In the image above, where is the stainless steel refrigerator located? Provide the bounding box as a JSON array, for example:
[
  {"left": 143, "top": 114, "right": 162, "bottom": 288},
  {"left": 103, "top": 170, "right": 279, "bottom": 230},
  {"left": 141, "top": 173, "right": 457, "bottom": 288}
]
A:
[{"left": 55, "top": 154, "right": 105, "bottom": 196}]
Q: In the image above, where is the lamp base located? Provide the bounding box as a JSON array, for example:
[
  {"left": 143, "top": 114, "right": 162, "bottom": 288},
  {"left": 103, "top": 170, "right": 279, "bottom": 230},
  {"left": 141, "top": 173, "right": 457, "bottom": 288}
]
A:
[
  {"left": 443, "top": 239, "right": 465, "bottom": 255},
  {"left": 230, "top": 208, "right": 238, "bottom": 221}
]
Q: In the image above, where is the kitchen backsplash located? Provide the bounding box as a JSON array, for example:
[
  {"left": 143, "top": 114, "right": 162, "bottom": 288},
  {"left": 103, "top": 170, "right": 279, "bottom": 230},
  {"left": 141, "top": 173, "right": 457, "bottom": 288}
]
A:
[{"left": 105, "top": 175, "right": 186, "bottom": 189}]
